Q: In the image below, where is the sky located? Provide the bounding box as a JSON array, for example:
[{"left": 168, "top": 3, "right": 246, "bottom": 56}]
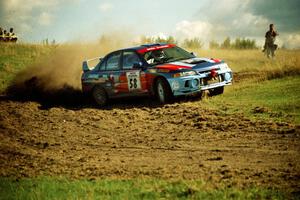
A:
[{"left": 1, "top": 0, "right": 300, "bottom": 48}]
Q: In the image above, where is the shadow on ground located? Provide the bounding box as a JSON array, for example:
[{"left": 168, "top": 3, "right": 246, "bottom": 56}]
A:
[{"left": 3, "top": 76, "right": 201, "bottom": 110}]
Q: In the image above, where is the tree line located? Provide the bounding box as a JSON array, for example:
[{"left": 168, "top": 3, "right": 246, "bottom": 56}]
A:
[{"left": 140, "top": 35, "right": 258, "bottom": 49}]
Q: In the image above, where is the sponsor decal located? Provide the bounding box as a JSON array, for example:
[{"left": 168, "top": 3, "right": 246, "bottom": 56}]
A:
[
  {"left": 158, "top": 69, "right": 170, "bottom": 73},
  {"left": 137, "top": 44, "right": 176, "bottom": 54},
  {"left": 148, "top": 69, "right": 157, "bottom": 73}
]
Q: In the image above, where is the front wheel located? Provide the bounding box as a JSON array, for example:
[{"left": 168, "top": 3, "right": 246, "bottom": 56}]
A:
[
  {"left": 92, "top": 86, "right": 108, "bottom": 106},
  {"left": 208, "top": 86, "right": 224, "bottom": 96},
  {"left": 155, "top": 78, "right": 173, "bottom": 104}
]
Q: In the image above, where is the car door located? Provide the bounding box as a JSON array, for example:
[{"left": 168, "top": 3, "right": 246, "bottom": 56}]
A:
[
  {"left": 102, "top": 51, "right": 122, "bottom": 97},
  {"left": 118, "top": 51, "right": 148, "bottom": 95}
]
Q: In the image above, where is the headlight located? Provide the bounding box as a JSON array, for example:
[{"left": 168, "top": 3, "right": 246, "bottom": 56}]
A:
[
  {"left": 173, "top": 70, "right": 197, "bottom": 78},
  {"left": 224, "top": 72, "right": 232, "bottom": 81},
  {"left": 219, "top": 63, "right": 229, "bottom": 71}
]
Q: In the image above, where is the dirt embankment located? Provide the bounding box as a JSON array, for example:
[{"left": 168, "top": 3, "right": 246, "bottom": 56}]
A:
[
  {"left": 0, "top": 96, "right": 299, "bottom": 191},
  {"left": 0, "top": 45, "right": 299, "bottom": 193}
]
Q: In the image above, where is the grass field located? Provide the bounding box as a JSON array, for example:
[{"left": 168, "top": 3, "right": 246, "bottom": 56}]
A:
[
  {"left": 200, "top": 75, "right": 300, "bottom": 124},
  {"left": 0, "top": 43, "right": 299, "bottom": 199},
  {"left": 0, "top": 43, "right": 53, "bottom": 92},
  {"left": 0, "top": 177, "right": 286, "bottom": 200}
]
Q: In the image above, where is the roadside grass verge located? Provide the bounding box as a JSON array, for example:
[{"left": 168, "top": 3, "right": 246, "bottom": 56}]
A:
[
  {"left": 0, "top": 177, "right": 287, "bottom": 200},
  {"left": 195, "top": 49, "right": 300, "bottom": 73},
  {"left": 200, "top": 75, "right": 300, "bottom": 124},
  {"left": 1, "top": 45, "right": 299, "bottom": 123},
  {"left": 0, "top": 43, "right": 53, "bottom": 92}
]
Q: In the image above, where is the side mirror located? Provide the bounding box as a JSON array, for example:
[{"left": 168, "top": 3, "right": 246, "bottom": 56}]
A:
[
  {"left": 99, "top": 57, "right": 103, "bottom": 62},
  {"left": 133, "top": 62, "right": 143, "bottom": 69},
  {"left": 191, "top": 52, "right": 197, "bottom": 57}
]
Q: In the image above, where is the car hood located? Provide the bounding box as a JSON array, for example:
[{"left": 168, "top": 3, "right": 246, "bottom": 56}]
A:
[{"left": 155, "top": 57, "right": 223, "bottom": 72}]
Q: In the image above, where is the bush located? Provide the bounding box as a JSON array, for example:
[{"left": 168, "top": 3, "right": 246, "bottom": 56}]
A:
[
  {"left": 140, "top": 35, "right": 177, "bottom": 44},
  {"left": 233, "top": 38, "right": 257, "bottom": 49},
  {"left": 221, "top": 37, "right": 231, "bottom": 49},
  {"left": 213, "top": 37, "right": 258, "bottom": 50},
  {"left": 209, "top": 40, "right": 220, "bottom": 49},
  {"left": 182, "top": 38, "right": 203, "bottom": 49}
]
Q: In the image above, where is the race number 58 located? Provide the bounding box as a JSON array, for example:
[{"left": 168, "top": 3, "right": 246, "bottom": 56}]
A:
[
  {"left": 129, "top": 78, "right": 138, "bottom": 89},
  {"left": 126, "top": 71, "right": 141, "bottom": 90}
]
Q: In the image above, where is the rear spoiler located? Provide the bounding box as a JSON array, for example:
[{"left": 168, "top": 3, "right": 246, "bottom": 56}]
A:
[{"left": 82, "top": 56, "right": 103, "bottom": 72}]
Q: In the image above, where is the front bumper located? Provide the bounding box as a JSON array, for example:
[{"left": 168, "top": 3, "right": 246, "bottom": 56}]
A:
[
  {"left": 167, "top": 75, "right": 203, "bottom": 96},
  {"left": 198, "top": 69, "right": 233, "bottom": 90},
  {"left": 167, "top": 69, "right": 233, "bottom": 96}
]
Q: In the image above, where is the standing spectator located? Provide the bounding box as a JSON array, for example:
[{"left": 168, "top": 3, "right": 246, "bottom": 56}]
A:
[
  {"left": 9, "top": 28, "right": 18, "bottom": 42},
  {"left": 0, "top": 27, "right": 3, "bottom": 42},
  {"left": 3, "top": 30, "right": 8, "bottom": 42},
  {"left": 262, "top": 24, "right": 279, "bottom": 57}
]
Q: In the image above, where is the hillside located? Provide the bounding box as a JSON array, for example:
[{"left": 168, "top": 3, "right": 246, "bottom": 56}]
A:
[{"left": 0, "top": 43, "right": 299, "bottom": 199}]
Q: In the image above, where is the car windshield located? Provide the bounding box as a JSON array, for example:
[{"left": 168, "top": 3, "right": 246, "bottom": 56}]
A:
[{"left": 143, "top": 46, "right": 195, "bottom": 65}]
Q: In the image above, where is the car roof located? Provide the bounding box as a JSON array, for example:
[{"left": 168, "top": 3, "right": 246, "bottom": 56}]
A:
[{"left": 120, "top": 43, "right": 174, "bottom": 52}]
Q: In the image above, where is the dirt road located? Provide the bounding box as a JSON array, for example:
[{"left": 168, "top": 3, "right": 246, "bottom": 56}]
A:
[{"left": 0, "top": 93, "right": 299, "bottom": 191}]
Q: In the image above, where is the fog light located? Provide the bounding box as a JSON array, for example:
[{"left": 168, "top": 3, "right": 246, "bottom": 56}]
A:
[
  {"left": 191, "top": 79, "right": 199, "bottom": 88},
  {"left": 224, "top": 72, "right": 231, "bottom": 81},
  {"left": 171, "top": 80, "right": 180, "bottom": 90}
]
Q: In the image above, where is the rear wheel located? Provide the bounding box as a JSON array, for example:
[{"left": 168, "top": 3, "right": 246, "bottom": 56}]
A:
[
  {"left": 208, "top": 86, "right": 224, "bottom": 96},
  {"left": 155, "top": 78, "right": 173, "bottom": 103},
  {"left": 92, "top": 86, "right": 108, "bottom": 106}
]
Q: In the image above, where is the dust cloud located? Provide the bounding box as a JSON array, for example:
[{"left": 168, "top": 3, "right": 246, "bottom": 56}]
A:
[{"left": 5, "top": 32, "right": 136, "bottom": 105}]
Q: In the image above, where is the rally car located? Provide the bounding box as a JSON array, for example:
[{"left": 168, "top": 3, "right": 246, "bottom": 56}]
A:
[{"left": 81, "top": 43, "right": 232, "bottom": 106}]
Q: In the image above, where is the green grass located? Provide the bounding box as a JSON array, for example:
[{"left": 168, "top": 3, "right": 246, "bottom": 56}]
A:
[
  {"left": 0, "top": 45, "right": 299, "bottom": 199},
  {"left": 0, "top": 43, "right": 53, "bottom": 92},
  {"left": 194, "top": 49, "right": 300, "bottom": 73},
  {"left": 202, "top": 75, "right": 300, "bottom": 124},
  {"left": 0, "top": 177, "right": 286, "bottom": 200}
]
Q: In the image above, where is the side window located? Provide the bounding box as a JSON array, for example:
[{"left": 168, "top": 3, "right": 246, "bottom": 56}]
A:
[
  {"left": 98, "top": 59, "right": 106, "bottom": 71},
  {"left": 122, "top": 51, "right": 141, "bottom": 69},
  {"left": 106, "top": 52, "right": 121, "bottom": 70}
]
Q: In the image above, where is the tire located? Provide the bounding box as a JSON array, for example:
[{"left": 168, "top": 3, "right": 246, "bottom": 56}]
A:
[
  {"left": 92, "top": 86, "right": 108, "bottom": 106},
  {"left": 208, "top": 86, "right": 224, "bottom": 96},
  {"left": 155, "top": 78, "right": 173, "bottom": 104}
]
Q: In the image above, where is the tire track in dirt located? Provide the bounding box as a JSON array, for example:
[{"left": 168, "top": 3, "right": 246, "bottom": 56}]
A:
[{"left": 0, "top": 98, "right": 299, "bottom": 192}]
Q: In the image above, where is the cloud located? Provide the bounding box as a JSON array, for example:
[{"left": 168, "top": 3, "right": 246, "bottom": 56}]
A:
[
  {"left": 282, "top": 33, "right": 300, "bottom": 49},
  {"left": 0, "top": 0, "right": 80, "bottom": 38},
  {"left": 0, "top": 0, "right": 59, "bottom": 35},
  {"left": 99, "top": 3, "right": 113, "bottom": 12},
  {"left": 248, "top": 0, "right": 300, "bottom": 32},
  {"left": 189, "top": 0, "right": 300, "bottom": 48},
  {"left": 175, "top": 20, "right": 213, "bottom": 40},
  {"left": 38, "top": 12, "right": 54, "bottom": 26},
  {"left": 193, "top": 0, "right": 269, "bottom": 38}
]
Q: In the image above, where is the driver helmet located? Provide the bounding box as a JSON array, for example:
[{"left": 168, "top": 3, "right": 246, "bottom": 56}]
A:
[{"left": 152, "top": 50, "right": 165, "bottom": 60}]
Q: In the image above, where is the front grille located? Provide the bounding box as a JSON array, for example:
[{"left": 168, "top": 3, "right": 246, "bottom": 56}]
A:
[
  {"left": 185, "top": 80, "right": 189, "bottom": 87},
  {"left": 200, "top": 74, "right": 224, "bottom": 86}
]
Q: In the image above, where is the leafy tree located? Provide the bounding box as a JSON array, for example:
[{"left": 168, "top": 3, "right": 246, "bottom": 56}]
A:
[
  {"left": 182, "top": 38, "right": 203, "bottom": 49},
  {"left": 233, "top": 38, "right": 257, "bottom": 49},
  {"left": 140, "top": 35, "right": 177, "bottom": 44},
  {"left": 209, "top": 40, "right": 220, "bottom": 49},
  {"left": 221, "top": 37, "right": 231, "bottom": 49}
]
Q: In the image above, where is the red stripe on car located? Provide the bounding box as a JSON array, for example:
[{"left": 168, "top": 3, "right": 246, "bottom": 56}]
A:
[
  {"left": 156, "top": 64, "right": 192, "bottom": 71},
  {"left": 211, "top": 58, "right": 221, "bottom": 63},
  {"left": 137, "top": 44, "right": 176, "bottom": 54}
]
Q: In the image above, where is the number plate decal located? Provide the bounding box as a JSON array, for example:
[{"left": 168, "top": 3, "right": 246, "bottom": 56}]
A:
[{"left": 126, "top": 71, "right": 141, "bottom": 90}]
